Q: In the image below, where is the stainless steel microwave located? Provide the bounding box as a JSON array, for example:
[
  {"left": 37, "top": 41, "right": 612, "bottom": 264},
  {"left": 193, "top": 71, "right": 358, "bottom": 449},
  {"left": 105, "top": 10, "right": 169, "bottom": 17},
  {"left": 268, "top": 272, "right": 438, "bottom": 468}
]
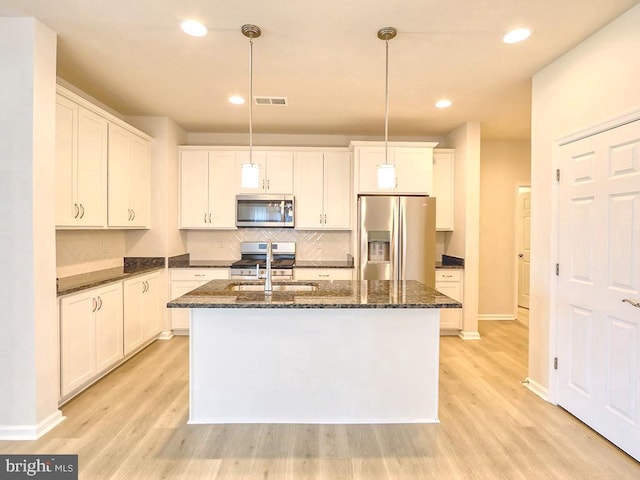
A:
[{"left": 236, "top": 195, "right": 295, "bottom": 228}]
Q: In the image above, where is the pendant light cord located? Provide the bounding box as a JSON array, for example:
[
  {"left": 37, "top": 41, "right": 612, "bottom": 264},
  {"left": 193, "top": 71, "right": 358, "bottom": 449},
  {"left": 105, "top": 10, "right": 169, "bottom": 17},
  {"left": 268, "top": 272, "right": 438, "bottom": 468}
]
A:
[
  {"left": 249, "top": 37, "right": 254, "bottom": 166},
  {"left": 384, "top": 38, "right": 389, "bottom": 166}
]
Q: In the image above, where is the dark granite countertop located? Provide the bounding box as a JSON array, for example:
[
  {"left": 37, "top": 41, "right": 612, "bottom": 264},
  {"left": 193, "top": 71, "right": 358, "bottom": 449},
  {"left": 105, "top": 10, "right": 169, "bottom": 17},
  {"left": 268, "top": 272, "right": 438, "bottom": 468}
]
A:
[
  {"left": 57, "top": 257, "right": 165, "bottom": 297},
  {"left": 294, "top": 260, "right": 354, "bottom": 269},
  {"left": 167, "top": 279, "right": 462, "bottom": 309},
  {"left": 167, "top": 253, "right": 232, "bottom": 268},
  {"left": 435, "top": 262, "right": 464, "bottom": 270}
]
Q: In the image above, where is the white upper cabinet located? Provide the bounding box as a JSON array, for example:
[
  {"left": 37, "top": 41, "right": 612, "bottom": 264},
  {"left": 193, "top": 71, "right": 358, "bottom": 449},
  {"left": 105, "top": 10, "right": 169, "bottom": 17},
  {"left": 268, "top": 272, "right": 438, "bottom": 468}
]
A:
[
  {"left": 432, "top": 149, "right": 455, "bottom": 231},
  {"left": 294, "top": 151, "right": 351, "bottom": 230},
  {"left": 352, "top": 142, "right": 436, "bottom": 195},
  {"left": 179, "top": 149, "right": 236, "bottom": 229},
  {"left": 108, "top": 123, "right": 151, "bottom": 228},
  {"left": 55, "top": 94, "right": 108, "bottom": 228},
  {"left": 236, "top": 151, "right": 294, "bottom": 194}
]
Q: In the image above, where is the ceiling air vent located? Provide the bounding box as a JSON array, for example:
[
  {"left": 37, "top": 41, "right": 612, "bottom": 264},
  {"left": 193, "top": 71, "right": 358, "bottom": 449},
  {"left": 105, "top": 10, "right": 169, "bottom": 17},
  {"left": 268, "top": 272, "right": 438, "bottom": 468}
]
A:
[{"left": 254, "top": 96, "right": 288, "bottom": 106}]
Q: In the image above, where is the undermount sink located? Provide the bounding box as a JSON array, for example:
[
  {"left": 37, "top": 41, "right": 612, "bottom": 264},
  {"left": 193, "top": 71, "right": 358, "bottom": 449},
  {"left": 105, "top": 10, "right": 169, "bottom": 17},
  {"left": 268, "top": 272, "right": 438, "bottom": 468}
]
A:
[{"left": 228, "top": 282, "right": 318, "bottom": 292}]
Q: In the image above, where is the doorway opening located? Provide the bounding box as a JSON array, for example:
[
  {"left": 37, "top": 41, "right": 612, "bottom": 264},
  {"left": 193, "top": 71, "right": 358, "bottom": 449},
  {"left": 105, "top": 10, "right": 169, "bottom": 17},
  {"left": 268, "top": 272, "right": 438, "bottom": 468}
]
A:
[{"left": 515, "top": 185, "right": 531, "bottom": 326}]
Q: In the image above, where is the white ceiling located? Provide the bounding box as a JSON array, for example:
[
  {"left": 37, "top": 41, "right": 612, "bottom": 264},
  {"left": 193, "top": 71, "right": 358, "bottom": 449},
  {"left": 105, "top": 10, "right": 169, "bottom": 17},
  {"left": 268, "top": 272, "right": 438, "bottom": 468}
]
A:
[{"left": 1, "top": 0, "right": 639, "bottom": 140}]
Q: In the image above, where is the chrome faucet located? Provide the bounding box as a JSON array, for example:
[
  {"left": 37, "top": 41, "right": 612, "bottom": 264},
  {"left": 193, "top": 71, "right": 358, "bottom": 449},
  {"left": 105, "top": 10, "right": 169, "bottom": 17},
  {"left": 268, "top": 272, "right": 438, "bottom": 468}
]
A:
[
  {"left": 264, "top": 241, "right": 273, "bottom": 294},
  {"left": 254, "top": 241, "right": 274, "bottom": 295}
]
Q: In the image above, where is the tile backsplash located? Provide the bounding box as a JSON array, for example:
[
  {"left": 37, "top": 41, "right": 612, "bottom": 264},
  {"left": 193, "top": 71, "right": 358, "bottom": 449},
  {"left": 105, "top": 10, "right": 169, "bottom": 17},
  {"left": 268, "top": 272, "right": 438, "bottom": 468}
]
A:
[
  {"left": 186, "top": 229, "right": 352, "bottom": 261},
  {"left": 56, "top": 230, "right": 126, "bottom": 277}
]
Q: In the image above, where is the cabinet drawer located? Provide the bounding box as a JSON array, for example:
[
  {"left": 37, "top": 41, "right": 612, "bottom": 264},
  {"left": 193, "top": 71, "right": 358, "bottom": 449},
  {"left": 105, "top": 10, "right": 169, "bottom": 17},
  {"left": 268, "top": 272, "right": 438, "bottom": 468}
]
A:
[
  {"left": 170, "top": 268, "right": 229, "bottom": 281},
  {"left": 294, "top": 268, "right": 353, "bottom": 281},
  {"left": 435, "top": 269, "right": 462, "bottom": 282}
]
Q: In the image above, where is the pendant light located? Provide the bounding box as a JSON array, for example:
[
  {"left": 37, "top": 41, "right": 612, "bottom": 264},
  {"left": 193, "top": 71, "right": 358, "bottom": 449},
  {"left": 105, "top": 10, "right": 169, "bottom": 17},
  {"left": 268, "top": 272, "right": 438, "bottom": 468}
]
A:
[
  {"left": 377, "top": 26, "right": 397, "bottom": 189},
  {"left": 240, "top": 24, "right": 261, "bottom": 188}
]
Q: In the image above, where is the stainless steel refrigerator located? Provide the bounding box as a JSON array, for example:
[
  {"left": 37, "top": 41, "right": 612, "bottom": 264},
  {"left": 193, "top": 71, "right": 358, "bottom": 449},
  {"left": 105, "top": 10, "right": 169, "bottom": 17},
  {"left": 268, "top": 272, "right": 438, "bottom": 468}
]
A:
[{"left": 358, "top": 195, "right": 436, "bottom": 288}]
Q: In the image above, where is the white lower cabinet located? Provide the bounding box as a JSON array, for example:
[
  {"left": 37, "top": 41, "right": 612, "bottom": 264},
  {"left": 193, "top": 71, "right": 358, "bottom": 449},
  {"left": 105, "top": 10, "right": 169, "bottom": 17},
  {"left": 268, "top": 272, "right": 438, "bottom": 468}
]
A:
[
  {"left": 435, "top": 269, "right": 463, "bottom": 331},
  {"left": 294, "top": 268, "right": 354, "bottom": 281},
  {"left": 60, "top": 282, "right": 123, "bottom": 397},
  {"left": 123, "top": 271, "right": 162, "bottom": 355},
  {"left": 169, "top": 269, "right": 229, "bottom": 331}
]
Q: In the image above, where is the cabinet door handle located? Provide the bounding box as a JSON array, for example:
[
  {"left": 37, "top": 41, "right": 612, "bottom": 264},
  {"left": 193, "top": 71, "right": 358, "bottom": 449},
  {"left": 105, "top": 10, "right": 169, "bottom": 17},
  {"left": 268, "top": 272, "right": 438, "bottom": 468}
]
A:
[
  {"left": 128, "top": 209, "right": 132, "bottom": 221},
  {"left": 74, "top": 203, "right": 80, "bottom": 219},
  {"left": 209, "top": 213, "right": 212, "bottom": 223},
  {"left": 262, "top": 179, "right": 265, "bottom": 189},
  {"left": 267, "top": 179, "right": 270, "bottom": 190},
  {"left": 194, "top": 274, "right": 206, "bottom": 277},
  {"left": 622, "top": 299, "right": 640, "bottom": 308},
  {"left": 131, "top": 209, "right": 136, "bottom": 221},
  {"left": 442, "top": 274, "right": 453, "bottom": 278},
  {"left": 97, "top": 296, "right": 103, "bottom": 310},
  {"left": 324, "top": 214, "right": 327, "bottom": 224},
  {"left": 318, "top": 274, "right": 330, "bottom": 278},
  {"left": 79, "top": 204, "right": 85, "bottom": 219},
  {"left": 395, "top": 177, "right": 398, "bottom": 189},
  {"left": 204, "top": 213, "right": 207, "bottom": 223},
  {"left": 320, "top": 214, "right": 323, "bottom": 225},
  {"left": 91, "top": 297, "right": 97, "bottom": 312}
]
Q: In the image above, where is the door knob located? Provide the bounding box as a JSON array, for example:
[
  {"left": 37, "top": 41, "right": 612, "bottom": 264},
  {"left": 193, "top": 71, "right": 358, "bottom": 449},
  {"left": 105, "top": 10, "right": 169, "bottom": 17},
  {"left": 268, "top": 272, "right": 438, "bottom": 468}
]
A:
[{"left": 518, "top": 253, "right": 524, "bottom": 258}]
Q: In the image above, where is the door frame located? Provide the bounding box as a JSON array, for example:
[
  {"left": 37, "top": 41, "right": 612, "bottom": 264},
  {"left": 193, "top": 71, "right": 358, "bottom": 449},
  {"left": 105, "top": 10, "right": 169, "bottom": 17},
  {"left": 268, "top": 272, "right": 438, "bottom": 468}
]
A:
[
  {"left": 513, "top": 185, "right": 531, "bottom": 319},
  {"left": 548, "top": 109, "right": 640, "bottom": 406}
]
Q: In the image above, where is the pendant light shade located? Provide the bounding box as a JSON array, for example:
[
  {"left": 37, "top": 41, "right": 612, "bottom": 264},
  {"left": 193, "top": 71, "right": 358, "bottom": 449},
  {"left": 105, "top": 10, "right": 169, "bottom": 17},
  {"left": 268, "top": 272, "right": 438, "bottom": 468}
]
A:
[
  {"left": 377, "top": 26, "right": 397, "bottom": 189},
  {"left": 240, "top": 24, "right": 262, "bottom": 188}
]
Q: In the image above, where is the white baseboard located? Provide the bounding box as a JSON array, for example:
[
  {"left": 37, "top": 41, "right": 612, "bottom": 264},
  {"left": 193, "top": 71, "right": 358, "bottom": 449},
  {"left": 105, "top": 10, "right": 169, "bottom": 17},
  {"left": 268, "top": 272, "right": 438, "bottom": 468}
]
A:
[
  {"left": 172, "top": 328, "right": 189, "bottom": 336},
  {"left": 158, "top": 330, "right": 174, "bottom": 340},
  {"left": 478, "top": 314, "right": 517, "bottom": 321},
  {"left": 0, "top": 410, "right": 65, "bottom": 440},
  {"left": 523, "top": 377, "right": 551, "bottom": 403},
  {"left": 458, "top": 331, "right": 481, "bottom": 340}
]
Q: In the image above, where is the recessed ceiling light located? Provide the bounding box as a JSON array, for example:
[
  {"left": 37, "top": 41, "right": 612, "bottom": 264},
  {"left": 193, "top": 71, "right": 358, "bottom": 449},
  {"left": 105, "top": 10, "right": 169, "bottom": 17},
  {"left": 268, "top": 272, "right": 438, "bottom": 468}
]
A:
[
  {"left": 435, "top": 99, "right": 452, "bottom": 109},
  {"left": 181, "top": 20, "right": 208, "bottom": 37},
  {"left": 503, "top": 28, "right": 531, "bottom": 44},
  {"left": 229, "top": 95, "right": 245, "bottom": 105}
]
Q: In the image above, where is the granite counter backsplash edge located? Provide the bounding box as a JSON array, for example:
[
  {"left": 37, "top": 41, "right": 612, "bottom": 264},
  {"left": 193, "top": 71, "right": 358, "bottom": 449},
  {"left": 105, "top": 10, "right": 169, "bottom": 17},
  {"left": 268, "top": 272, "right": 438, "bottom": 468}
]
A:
[{"left": 57, "top": 257, "right": 165, "bottom": 297}]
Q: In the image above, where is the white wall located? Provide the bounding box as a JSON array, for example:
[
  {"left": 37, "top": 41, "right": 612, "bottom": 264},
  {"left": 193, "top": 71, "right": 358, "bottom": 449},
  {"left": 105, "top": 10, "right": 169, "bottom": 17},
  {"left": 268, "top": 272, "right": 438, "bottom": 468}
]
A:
[
  {"left": 124, "top": 116, "right": 187, "bottom": 258},
  {"left": 0, "top": 18, "right": 61, "bottom": 438},
  {"left": 444, "top": 122, "right": 481, "bottom": 339},
  {"left": 479, "top": 140, "right": 531, "bottom": 318},
  {"left": 530, "top": 3, "right": 640, "bottom": 397}
]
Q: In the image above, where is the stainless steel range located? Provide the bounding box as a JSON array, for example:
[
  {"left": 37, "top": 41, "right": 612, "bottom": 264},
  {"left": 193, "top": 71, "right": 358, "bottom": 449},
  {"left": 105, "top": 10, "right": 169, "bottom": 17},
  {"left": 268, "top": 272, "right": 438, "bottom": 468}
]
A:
[{"left": 230, "top": 242, "right": 295, "bottom": 280}]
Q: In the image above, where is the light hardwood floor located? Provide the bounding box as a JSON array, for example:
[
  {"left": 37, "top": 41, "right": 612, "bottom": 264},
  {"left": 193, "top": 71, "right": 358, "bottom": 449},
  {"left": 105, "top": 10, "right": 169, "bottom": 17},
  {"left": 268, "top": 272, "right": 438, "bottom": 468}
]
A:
[{"left": 1, "top": 321, "right": 639, "bottom": 479}]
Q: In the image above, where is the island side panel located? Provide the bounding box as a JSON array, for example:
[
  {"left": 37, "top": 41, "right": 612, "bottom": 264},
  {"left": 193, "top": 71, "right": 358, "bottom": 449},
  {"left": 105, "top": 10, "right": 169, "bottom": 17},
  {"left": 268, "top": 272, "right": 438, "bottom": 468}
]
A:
[{"left": 189, "top": 307, "right": 440, "bottom": 424}]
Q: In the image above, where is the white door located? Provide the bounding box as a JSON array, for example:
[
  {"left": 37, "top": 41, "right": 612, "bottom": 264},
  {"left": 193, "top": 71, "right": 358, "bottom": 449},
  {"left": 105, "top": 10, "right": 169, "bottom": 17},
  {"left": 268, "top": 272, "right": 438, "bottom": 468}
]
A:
[
  {"left": 323, "top": 152, "right": 352, "bottom": 229},
  {"left": 517, "top": 189, "right": 531, "bottom": 309},
  {"left": 209, "top": 151, "right": 237, "bottom": 228},
  {"left": 107, "top": 123, "right": 132, "bottom": 226},
  {"left": 55, "top": 95, "right": 77, "bottom": 226},
  {"left": 60, "top": 292, "right": 96, "bottom": 396},
  {"left": 557, "top": 120, "right": 640, "bottom": 461},
  {"left": 265, "top": 152, "right": 294, "bottom": 194},
  {"left": 293, "top": 152, "right": 325, "bottom": 229},
  {"left": 180, "top": 150, "right": 210, "bottom": 228},
  {"left": 94, "top": 283, "right": 124, "bottom": 372},
  {"left": 394, "top": 147, "right": 432, "bottom": 195},
  {"left": 76, "top": 106, "right": 108, "bottom": 227}
]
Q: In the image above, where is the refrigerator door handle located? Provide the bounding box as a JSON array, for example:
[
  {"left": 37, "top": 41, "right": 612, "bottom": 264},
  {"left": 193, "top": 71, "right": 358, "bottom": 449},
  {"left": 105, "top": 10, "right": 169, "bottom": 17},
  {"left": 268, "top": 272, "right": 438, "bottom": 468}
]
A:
[
  {"left": 399, "top": 198, "right": 407, "bottom": 282},
  {"left": 392, "top": 198, "right": 400, "bottom": 283}
]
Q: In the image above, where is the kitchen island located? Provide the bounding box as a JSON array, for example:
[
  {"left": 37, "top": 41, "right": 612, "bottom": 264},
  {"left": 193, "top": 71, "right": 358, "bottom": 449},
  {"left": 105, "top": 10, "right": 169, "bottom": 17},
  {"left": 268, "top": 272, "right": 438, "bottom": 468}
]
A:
[{"left": 167, "top": 279, "right": 460, "bottom": 424}]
